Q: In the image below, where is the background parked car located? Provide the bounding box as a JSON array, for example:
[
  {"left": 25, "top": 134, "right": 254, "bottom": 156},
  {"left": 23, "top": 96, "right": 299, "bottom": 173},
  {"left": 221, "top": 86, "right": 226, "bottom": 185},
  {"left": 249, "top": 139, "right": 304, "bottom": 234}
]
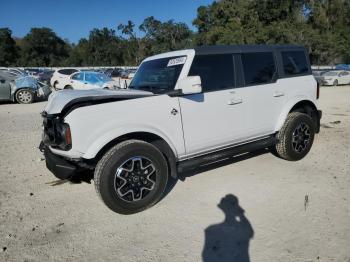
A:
[
  {"left": 37, "top": 70, "right": 55, "bottom": 86},
  {"left": 127, "top": 68, "right": 137, "bottom": 79},
  {"left": 0, "top": 68, "right": 28, "bottom": 77},
  {"left": 60, "top": 71, "right": 120, "bottom": 90},
  {"left": 0, "top": 72, "right": 51, "bottom": 104},
  {"left": 320, "top": 70, "right": 350, "bottom": 86},
  {"left": 50, "top": 68, "right": 79, "bottom": 89},
  {"left": 25, "top": 68, "right": 42, "bottom": 77}
]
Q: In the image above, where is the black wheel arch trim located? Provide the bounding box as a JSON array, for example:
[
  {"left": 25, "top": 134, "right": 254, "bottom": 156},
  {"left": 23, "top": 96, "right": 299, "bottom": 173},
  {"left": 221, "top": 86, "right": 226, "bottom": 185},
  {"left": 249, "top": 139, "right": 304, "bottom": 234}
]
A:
[{"left": 290, "top": 100, "right": 321, "bottom": 133}]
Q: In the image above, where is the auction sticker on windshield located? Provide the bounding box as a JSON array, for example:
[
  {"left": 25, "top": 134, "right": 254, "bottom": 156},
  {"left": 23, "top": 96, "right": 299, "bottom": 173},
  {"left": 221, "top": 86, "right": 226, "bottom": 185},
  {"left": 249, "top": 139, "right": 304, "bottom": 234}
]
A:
[{"left": 167, "top": 57, "right": 187, "bottom": 67}]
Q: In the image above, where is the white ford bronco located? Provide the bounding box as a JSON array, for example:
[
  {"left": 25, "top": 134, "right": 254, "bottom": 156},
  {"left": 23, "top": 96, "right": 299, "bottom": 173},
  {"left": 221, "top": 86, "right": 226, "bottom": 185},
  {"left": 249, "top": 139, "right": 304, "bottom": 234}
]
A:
[{"left": 40, "top": 45, "right": 322, "bottom": 214}]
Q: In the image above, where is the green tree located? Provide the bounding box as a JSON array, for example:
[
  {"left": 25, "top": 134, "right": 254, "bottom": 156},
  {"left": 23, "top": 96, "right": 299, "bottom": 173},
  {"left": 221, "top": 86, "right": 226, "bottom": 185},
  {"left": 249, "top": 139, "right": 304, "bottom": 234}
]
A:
[
  {"left": 192, "top": 0, "right": 350, "bottom": 64},
  {"left": 0, "top": 28, "right": 19, "bottom": 66},
  {"left": 20, "top": 27, "right": 70, "bottom": 66},
  {"left": 139, "top": 16, "right": 192, "bottom": 53},
  {"left": 66, "top": 28, "right": 124, "bottom": 66},
  {"left": 118, "top": 21, "right": 142, "bottom": 65}
]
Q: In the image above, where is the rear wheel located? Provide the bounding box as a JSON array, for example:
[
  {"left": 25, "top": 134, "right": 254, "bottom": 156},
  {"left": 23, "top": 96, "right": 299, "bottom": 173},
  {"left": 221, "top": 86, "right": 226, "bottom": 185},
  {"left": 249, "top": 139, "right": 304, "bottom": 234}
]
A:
[
  {"left": 15, "top": 89, "right": 34, "bottom": 104},
  {"left": 274, "top": 112, "right": 315, "bottom": 161},
  {"left": 94, "top": 140, "right": 168, "bottom": 214}
]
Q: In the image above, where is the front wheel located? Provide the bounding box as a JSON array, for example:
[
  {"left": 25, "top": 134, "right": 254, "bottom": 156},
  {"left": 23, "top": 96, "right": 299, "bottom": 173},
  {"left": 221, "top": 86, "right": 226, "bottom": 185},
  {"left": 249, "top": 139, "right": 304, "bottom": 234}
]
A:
[
  {"left": 16, "top": 89, "right": 34, "bottom": 104},
  {"left": 94, "top": 140, "right": 168, "bottom": 214},
  {"left": 274, "top": 112, "right": 315, "bottom": 161},
  {"left": 333, "top": 80, "right": 338, "bottom": 86}
]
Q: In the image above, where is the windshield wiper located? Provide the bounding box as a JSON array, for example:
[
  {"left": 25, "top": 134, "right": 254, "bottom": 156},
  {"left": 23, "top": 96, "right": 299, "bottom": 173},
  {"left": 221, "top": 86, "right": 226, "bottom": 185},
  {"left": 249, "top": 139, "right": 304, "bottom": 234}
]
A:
[{"left": 129, "top": 85, "right": 170, "bottom": 94}]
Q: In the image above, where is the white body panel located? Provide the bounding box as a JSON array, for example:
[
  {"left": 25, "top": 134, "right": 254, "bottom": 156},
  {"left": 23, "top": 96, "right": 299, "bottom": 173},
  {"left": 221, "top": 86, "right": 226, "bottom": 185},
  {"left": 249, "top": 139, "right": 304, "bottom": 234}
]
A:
[
  {"left": 45, "top": 48, "right": 318, "bottom": 161},
  {"left": 49, "top": 95, "right": 185, "bottom": 159}
]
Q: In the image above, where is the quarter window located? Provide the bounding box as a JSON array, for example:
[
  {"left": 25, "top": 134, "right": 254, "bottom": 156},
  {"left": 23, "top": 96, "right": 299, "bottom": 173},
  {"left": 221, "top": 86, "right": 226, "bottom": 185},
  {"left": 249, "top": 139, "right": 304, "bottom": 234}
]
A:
[
  {"left": 241, "top": 52, "right": 276, "bottom": 85},
  {"left": 188, "top": 54, "right": 235, "bottom": 92},
  {"left": 282, "top": 51, "right": 309, "bottom": 76}
]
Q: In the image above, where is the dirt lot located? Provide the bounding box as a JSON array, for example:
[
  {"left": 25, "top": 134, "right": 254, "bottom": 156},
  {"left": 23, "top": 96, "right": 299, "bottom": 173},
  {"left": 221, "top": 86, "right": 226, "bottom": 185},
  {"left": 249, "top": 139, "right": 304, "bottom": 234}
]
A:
[{"left": 0, "top": 86, "right": 349, "bottom": 262}]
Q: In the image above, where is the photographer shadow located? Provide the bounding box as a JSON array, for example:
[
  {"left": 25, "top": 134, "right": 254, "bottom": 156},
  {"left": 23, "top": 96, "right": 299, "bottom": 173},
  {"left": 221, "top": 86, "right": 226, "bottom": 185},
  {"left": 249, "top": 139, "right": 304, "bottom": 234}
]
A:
[{"left": 202, "top": 194, "right": 254, "bottom": 262}]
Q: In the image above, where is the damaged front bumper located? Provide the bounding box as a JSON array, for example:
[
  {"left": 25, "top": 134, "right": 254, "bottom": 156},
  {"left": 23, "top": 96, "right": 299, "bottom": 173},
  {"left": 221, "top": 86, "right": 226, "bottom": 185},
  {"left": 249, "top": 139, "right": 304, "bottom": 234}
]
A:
[{"left": 39, "top": 142, "right": 93, "bottom": 180}]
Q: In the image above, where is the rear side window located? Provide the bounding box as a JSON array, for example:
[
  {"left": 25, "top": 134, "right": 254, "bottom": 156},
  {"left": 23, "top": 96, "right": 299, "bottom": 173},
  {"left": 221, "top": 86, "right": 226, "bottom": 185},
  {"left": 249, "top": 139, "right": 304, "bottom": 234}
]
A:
[
  {"left": 241, "top": 52, "right": 276, "bottom": 85},
  {"left": 282, "top": 51, "right": 309, "bottom": 76},
  {"left": 189, "top": 54, "right": 235, "bottom": 92},
  {"left": 58, "top": 69, "right": 78, "bottom": 75}
]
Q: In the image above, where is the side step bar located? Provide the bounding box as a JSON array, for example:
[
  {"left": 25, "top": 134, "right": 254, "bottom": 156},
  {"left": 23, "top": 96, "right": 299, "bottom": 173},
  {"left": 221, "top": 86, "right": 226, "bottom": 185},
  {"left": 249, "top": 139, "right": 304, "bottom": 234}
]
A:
[{"left": 177, "top": 136, "right": 277, "bottom": 173}]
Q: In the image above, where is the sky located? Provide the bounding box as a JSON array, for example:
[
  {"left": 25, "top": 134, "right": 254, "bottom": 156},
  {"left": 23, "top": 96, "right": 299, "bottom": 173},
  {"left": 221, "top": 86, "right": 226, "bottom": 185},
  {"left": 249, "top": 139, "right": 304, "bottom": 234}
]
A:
[{"left": 1, "top": 0, "right": 214, "bottom": 43}]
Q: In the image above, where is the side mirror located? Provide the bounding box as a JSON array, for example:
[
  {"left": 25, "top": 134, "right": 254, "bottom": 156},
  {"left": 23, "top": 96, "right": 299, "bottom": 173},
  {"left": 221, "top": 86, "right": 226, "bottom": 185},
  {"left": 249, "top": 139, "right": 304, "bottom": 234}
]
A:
[{"left": 177, "top": 76, "right": 202, "bottom": 95}]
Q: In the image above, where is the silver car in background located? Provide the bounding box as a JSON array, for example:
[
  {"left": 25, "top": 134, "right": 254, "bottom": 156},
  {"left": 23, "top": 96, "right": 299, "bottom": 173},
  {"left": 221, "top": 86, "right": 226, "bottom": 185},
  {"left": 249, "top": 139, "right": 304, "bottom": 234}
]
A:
[
  {"left": 0, "top": 72, "right": 51, "bottom": 104},
  {"left": 319, "top": 70, "right": 350, "bottom": 86}
]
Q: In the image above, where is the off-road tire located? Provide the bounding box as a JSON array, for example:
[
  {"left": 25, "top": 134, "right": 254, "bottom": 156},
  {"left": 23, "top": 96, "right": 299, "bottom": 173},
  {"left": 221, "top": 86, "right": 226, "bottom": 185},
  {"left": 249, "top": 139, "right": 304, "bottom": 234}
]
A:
[
  {"left": 275, "top": 112, "right": 315, "bottom": 161},
  {"left": 94, "top": 140, "right": 168, "bottom": 214},
  {"left": 15, "top": 89, "right": 34, "bottom": 104}
]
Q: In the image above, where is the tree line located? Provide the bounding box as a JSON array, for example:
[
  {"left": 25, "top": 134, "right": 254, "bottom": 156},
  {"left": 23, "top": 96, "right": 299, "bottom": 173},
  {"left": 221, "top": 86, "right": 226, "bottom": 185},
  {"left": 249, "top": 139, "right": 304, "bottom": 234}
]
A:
[{"left": 1, "top": 0, "right": 350, "bottom": 67}]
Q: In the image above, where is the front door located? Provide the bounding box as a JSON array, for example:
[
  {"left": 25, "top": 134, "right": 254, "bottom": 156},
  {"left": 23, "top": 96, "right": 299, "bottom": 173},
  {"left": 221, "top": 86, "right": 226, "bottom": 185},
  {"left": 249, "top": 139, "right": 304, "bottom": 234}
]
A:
[{"left": 179, "top": 54, "right": 246, "bottom": 157}]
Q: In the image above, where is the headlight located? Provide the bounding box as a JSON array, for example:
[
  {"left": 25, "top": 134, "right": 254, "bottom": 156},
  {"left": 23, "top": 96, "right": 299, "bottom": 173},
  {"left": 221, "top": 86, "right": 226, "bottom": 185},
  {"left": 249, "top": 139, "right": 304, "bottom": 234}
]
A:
[
  {"left": 55, "top": 123, "right": 72, "bottom": 150},
  {"left": 43, "top": 115, "right": 72, "bottom": 151}
]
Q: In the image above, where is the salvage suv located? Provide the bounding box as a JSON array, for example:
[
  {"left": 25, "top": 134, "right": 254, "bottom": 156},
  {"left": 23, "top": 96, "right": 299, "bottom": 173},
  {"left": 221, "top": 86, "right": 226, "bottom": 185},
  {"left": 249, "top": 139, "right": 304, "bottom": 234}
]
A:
[{"left": 40, "top": 45, "right": 322, "bottom": 214}]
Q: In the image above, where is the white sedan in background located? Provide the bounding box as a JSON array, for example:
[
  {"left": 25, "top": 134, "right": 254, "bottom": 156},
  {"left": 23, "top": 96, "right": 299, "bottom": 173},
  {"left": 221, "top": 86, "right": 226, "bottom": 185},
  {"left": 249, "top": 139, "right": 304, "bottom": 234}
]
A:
[
  {"left": 50, "top": 68, "right": 79, "bottom": 89},
  {"left": 320, "top": 70, "right": 350, "bottom": 86},
  {"left": 58, "top": 71, "right": 120, "bottom": 90}
]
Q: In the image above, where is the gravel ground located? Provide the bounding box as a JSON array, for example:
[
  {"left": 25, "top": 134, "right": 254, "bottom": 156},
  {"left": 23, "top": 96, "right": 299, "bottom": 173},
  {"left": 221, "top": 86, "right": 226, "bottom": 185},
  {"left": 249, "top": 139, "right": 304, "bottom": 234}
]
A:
[{"left": 0, "top": 86, "right": 349, "bottom": 262}]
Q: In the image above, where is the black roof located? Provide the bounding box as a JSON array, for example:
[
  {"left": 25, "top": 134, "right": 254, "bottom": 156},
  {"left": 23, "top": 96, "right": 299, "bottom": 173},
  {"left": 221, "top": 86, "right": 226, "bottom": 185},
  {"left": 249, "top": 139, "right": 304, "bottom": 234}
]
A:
[{"left": 194, "top": 44, "right": 306, "bottom": 55}]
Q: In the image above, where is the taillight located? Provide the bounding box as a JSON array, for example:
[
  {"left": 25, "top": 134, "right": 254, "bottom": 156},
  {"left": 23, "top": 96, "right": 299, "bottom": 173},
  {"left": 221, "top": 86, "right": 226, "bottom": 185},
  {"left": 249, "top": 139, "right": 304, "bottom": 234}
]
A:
[{"left": 316, "top": 82, "right": 320, "bottom": 99}]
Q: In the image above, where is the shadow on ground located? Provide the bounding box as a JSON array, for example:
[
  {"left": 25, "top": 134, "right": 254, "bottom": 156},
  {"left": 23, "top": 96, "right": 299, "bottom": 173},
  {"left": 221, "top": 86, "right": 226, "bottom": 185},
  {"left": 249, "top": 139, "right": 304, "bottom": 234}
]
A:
[{"left": 202, "top": 194, "right": 254, "bottom": 262}]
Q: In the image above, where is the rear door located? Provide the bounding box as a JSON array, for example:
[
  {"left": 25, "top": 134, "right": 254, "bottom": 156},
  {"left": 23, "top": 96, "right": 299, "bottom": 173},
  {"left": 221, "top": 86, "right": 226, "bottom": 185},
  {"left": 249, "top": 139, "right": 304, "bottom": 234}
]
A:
[{"left": 235, "top": 52, "right": 284, "bottom": 138}]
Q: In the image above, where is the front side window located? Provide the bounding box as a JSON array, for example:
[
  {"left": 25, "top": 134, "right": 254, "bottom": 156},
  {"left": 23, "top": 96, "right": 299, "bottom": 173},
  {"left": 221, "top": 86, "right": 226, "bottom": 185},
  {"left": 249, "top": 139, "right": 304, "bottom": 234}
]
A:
[
  {"left": 188, "top": 54, "right": 235, "bottom": 92},
  {"left": 282, "top": 51, "right": 309, "bottom": 76},
  {"left": 129, "top": 56, "right": 186, "bottom": 94},
  {"left": 241, "top": 52, "right": 276, "bottom": 85}
]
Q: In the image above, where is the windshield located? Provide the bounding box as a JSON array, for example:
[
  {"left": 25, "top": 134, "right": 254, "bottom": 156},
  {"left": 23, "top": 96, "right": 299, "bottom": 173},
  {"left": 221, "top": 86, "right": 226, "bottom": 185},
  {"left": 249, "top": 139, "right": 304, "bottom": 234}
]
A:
[
  {"left": 129, "top": 56, "right": 186, "bottom": 94},
  {"left": 323, "top": 71, "right": 338, "bottom": 76}
]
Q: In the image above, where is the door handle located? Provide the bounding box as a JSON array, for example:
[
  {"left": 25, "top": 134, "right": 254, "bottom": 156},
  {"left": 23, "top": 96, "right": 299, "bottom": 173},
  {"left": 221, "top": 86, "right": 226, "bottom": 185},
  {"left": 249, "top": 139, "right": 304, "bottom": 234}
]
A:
[
  {"left": 273, "top": 91, "right": 285, "bottom": 97},
  {"left": 228, "top": 97, "right": 242, "bottom": 105}
]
